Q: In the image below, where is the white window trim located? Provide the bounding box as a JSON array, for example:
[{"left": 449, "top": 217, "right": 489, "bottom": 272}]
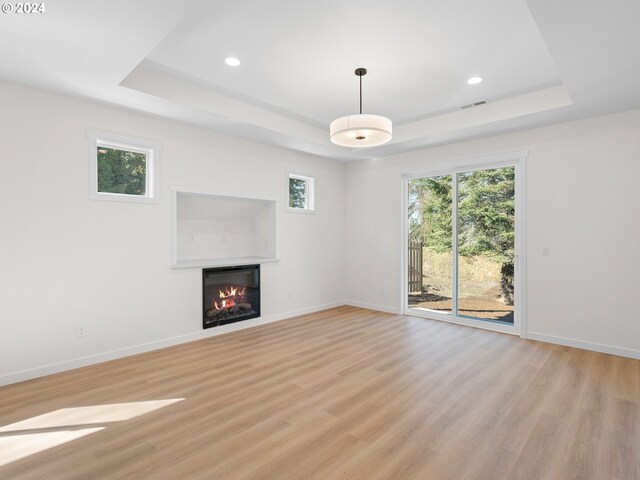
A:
[
  {"left": 286, "top": 172, "right": 316, "bottom": 214},
  {"left": 400, "top": 149, "right": 528, "bottom": 338},
  {"left": 87, "top": 128, "right": 162, "bottom": 204}
]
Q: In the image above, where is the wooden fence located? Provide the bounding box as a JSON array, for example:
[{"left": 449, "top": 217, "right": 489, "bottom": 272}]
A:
[{"left": 408, "top": 241, "right": 423, "bottom": 294}]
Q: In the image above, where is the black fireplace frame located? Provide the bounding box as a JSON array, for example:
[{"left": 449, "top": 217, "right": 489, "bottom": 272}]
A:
[{"left": 202, "top": 264, "right": 261, "bottom": 329}]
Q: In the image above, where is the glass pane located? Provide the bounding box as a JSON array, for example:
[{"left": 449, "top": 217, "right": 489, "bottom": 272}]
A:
[
  {"left": 97, "top": 146, "right": 147, "bottom": 195},
  {"left": 289, "top": 177, "right": 306, "bottom": 208},
  {"left": 457, "top": 167, "right": 515, "bottom": 324},
  {"left": 407, "top": 175, "right": 453, "bottom": 314}
]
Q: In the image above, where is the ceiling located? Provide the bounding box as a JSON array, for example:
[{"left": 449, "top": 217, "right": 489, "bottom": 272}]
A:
[{"left": 1, "top": 0, "right": 639, "bottom": 161}]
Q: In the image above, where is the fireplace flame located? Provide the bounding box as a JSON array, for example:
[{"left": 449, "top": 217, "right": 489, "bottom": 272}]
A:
[
  {"left": 213, "top": 285, "right": 246, "bottom": 311},
  {"left": 219, "top": 286, "right": 246, "bottom": 299}
]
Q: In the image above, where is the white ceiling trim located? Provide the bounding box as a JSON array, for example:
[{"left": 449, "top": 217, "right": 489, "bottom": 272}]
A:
[
  {"left": 122, "top": 61, "right": 573, "bottom": 158},
  {"left": 121, "top": 62, "right": 329, "bottom": 147},
  {"left": 393, "top": 85, "right": 573, "bottom": 143}
]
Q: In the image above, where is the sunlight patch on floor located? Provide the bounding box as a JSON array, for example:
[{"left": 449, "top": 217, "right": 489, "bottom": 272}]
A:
[
  {"left": 0, "top": 399, "right": 185, "bottom": 433},
  {"left": 0, "top": 398, "right": 185, "bottom": 468}
]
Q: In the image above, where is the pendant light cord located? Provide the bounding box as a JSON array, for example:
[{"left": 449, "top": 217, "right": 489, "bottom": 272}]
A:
[
  {"left": 354, "top": 68, "right": 367, "bottom": 115},
  {"left": 359, "top": 74, "right": 363, "bottom": 114}
]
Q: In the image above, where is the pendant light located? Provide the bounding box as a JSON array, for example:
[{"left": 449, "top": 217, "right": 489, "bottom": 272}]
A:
[{"left": 330, "top": 68, "right": 392, "bottom": 148}]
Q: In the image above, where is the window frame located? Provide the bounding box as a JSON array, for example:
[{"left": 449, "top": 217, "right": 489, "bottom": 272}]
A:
[
  {"left": 87, "top": 128, "right": 161, "bottom": 204},
  {"left": 286, "top": 172, "right": 316, "bottom": 214},
  {"left": 401, "top": 150, "right": 528, "bottom": 337}
]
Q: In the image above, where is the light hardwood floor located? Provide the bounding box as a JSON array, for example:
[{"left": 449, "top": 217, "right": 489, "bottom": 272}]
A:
[{"left": 0, "top": 306, "right": 639, "bottom": 479}]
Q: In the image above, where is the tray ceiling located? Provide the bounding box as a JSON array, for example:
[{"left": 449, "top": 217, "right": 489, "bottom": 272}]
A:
[{"left": 0, "top": 0, "right": 639, "bottom": 161}]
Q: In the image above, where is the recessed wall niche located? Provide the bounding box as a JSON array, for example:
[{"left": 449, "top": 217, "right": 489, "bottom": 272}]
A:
[{"left": 171, "top": 188, "right": 278, "bottom": 268}]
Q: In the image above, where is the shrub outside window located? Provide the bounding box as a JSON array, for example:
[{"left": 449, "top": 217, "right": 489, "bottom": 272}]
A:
[
  {"left": 288, "top": 173, "right": 315, "bottom": 213},
  {"left": 87, "top": 129, "right": 161, "bottom": 204}
]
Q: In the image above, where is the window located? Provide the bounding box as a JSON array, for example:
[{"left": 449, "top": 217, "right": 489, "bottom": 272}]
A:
[
  {"left": 87, "top": 129, "right": 161, "bottom": 204},
  {"left": 403, "top": 150, "right": 527, "bottom": 336},
  {"left": 287, "top": 173, "right": 315, "bottom": 213}
]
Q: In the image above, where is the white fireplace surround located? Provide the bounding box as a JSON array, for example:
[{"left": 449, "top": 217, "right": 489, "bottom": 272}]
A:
[{"left": 171, "top": 188, "right": 278, "bottom": 268}]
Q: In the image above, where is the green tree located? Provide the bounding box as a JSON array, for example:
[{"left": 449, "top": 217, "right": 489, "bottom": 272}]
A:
[
  {"left": 97, "top": 147, "right": 146, "bottom": 195},
  {"left": 459, "top": 168, "right": 515, "bottom": 304},
  {"left": 289, "top": 177, "right": 306, "bottom": 208},
  {"left": 408, "top": 167, "right": 515, "bottom": 304},
  {"left": 408, "top": 175, "right": 452, "bottom": 251}
]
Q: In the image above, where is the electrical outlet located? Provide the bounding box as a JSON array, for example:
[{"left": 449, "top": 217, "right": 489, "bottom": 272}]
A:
[
  {"left": 542, "top": 247, "right": 550, "bottom": 256},
  {"left": 288, "top": 291, "right": 293, "bottom": 300},
  {"left": 77, "top": 327, "right": 86, "bottom": 338}
]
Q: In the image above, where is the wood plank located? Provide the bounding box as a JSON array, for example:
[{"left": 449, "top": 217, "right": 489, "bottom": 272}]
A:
[{"left": 0, "top": 306, "right": 639, "bottom": 479}]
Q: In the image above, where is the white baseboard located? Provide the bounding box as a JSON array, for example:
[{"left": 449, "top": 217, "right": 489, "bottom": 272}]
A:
[
  {"left": 9, "top": 303, "right": 635, "bottom": 387},
  {"left": 343, "top": 300, "right": 402, "bottom": 315},
  {"left": 527, "top": 332, "right": 640, "bottom": 360},
  {"left": 0, "top": 301, "right": 345, "bottom": 387}
]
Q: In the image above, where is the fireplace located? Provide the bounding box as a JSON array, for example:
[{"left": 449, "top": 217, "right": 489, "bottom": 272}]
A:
[{"left": 202, "top": 265, "right": 260, "bottom": 329}]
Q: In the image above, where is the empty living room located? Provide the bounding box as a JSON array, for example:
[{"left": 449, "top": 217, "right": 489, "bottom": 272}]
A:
[{"left": 1, "top": 1, "right": 639, "bottom": 478}]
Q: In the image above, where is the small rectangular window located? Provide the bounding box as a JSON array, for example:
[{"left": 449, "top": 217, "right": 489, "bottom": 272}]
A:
[
  {"left": 287, "top": 173, "right": 315, "bottom": 213},
  {"left": 97, "top": 145, "right": 148, "bottom": 196},
  {"left": 87, "top": 129, "right": 161, "bottom": 204}
]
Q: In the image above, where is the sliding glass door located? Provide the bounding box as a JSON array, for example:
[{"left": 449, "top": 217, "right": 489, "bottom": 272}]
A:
[
  {"left": 405, "top": 159, "right": 522, "bottom": 332},
  {"left": 407, "top": 175, "right": 453, "bottom": 314}
]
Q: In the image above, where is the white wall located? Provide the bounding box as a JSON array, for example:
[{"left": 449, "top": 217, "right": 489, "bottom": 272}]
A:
[
  {"left": 0, "top": 81, "right": 345, "bottom": 385},
  {"left": 345, "top": 109, "right": 640, "bottom": 357},
  {"left": 2, "top": 79, "right": 639, "bottom": 386}
]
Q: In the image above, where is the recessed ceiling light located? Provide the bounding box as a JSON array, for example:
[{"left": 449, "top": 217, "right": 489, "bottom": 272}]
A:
[
  {"left": 467, "top": 76, "right": 483, "bottom": 85},
  {"left": 225, "top": 57, "right": 241, "bottom": 67}
]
